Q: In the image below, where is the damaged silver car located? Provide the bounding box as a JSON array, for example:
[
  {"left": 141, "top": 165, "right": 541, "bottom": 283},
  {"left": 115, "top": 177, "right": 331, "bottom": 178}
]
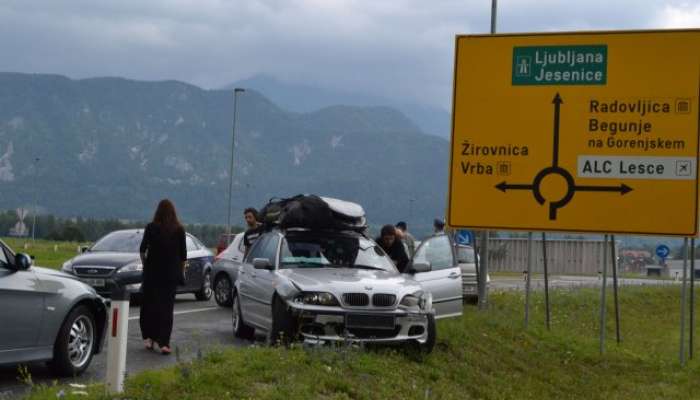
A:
[{"left": 231, "top": 229, "right": 462, "bottom": 352}]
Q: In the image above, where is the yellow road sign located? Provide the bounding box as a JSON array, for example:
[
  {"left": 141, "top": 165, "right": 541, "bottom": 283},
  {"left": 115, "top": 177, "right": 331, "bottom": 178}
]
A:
[{"left": 447, "top": 30, "right": 700, "bottom": 236}]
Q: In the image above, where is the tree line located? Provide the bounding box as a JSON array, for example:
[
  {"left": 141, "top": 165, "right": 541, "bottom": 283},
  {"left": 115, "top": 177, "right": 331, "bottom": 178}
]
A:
[{"left": 0, "top": 210, "right": 243, "bottom": 247}]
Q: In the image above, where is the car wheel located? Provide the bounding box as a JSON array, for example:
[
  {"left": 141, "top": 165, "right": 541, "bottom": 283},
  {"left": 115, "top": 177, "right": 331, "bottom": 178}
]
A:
[
  {"left": 49, "top": 305, "right": 96, "bottom": 376},
  {"left": 268, "top": 295, "right": 297, "bottom": 346},
  {"left": 195, "top": 271, "right": 213, "bottom": 301},
  {"left": 232, "top": 290, "right": 255, "bottom": 340},
  {"left": 214, "top": 275, "right": 233, "bottom": 307},
  {"left": 413, "top": 313, "right": 436, "bottom": 354}
]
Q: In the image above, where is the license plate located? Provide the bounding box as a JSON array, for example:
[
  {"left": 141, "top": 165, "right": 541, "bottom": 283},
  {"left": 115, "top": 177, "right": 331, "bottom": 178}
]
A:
[
  {"left": 345, "top": 314, "right": 395, "bottom": 330},
  {"left": 82, "top": 278, "right": 105, "bottom": 287}
]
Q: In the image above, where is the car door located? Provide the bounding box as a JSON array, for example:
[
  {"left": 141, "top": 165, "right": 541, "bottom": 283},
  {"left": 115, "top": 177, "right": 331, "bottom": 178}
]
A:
[
  {"left": 411, "top": 234, "right": 463, "bottom": 319},
  {"left": 0, "top": 242, "right": 45, "bottom": 359},
  {"left": 248, "top": 233, "right": 281, "bottom": 330},
  {"left": 237, "top": 234, "right": 271, "bottom": 328}
]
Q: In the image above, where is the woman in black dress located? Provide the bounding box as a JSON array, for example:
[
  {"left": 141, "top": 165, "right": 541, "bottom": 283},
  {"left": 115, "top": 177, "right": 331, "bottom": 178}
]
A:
[{"left": 139, "top": 199, "right": 187, "bottom": 355}]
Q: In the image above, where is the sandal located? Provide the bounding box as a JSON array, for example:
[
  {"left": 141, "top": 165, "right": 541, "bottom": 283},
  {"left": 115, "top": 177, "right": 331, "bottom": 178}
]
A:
[
  {"left": 143, "top": 339, "right": 153, "bottom": 350},
  {"left": 160, "top": 346, "right": 172, "bottom": 355}
]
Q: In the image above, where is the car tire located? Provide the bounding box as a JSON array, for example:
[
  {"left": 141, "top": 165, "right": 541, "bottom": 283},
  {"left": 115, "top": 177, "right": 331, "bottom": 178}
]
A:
[
  {"left": 48, "top": 305, "right": 96, "bottom": 377},
  {"left": 214, "top": 275, "right": 233, "bottom": 307},
  {"left": 232, "top": 290, "right": 255, "bottom": 340},
  {"left": 268, "top": 295, "right": 297, "bottom": 346},
  {"left": 195, "top": 271, "right": 213, "bottom": 301},
  {"left": 414, "top": 313, "right": 436, "bottom": 354}
]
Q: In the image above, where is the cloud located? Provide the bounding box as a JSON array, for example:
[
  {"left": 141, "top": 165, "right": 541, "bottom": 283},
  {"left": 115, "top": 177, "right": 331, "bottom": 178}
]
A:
[
  {"left": 0, "top": 0, "right": 695, "bottom": 109},
  {"left": 656, "top": 2, "right": 700, "bottom": 27}
]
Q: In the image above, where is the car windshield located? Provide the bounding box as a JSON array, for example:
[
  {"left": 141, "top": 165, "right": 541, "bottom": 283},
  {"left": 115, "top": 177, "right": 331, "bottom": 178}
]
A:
[
  {"left": 280, "top": 233, "right": 397, "bottom": 272},
  {"left": 456, "top": 246, "right": 475, "bottom": 263},
  {"left": 91, "top": 231, "right": 144, "bottom": 253}
]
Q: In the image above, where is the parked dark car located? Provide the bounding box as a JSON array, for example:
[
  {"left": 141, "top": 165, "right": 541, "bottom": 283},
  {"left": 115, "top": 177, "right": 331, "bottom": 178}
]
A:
[
  {"left": 61, "top": 229, "right": 214, "bottom": 301},
  {"left": 0, "top": 239, "right": 107, "bottom": 376}
]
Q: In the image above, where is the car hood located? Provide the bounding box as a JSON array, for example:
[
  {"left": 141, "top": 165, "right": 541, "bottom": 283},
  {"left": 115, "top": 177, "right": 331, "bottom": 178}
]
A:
[
  {"left": 32, "top": 265, "right": 81, "bottom": 280},
  {"left": 69, "top": 252, "right": 140, "bottom": 268},
  {"left": 278, "top": 267, "right": 422, "bottom": 294}
]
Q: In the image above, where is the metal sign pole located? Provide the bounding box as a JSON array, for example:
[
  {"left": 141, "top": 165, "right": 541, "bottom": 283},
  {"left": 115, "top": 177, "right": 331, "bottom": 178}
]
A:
[
  {"left": 525, "top": 232, "right": 533, "bottom": 328},
  {"left": 475, "top": 0, "right": 497, "bottom": 313},
  {"left": 599, "top": 234, "right": 609, "bottom": 354},
  {"left": 542, "top": 232, "right": 551, "bottom": 330},
  {"left": 479, "top": 231, "right": 490, "bottom": 310},
  {"left": 680, "top": 237, "right": 689, "bottom": 365},
  {"left": 473, "top": 231, "right": 481, "bottom": 291},
  {"left": 611, "top": 235, "right": 621, "bottom": 344},
  {"left": 690, "top": 239, "right": 695, "bottom": 359}
]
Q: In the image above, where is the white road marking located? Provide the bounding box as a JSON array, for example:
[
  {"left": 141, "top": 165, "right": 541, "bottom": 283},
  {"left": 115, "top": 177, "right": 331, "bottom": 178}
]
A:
[{"left": 128, "top": 306, "right": 219, "bottom": 320}]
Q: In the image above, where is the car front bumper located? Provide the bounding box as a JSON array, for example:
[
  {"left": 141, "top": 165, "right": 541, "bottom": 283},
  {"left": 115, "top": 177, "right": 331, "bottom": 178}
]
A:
[
  {"left": 72, "top": 271, "right": 143, "bottom": 297},
  {"left": 287, "top": 302, "right": 431, "bottom": 344}
]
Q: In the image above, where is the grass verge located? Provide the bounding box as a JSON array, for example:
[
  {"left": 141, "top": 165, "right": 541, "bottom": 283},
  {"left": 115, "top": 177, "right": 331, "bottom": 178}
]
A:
[
  {"left": 22, "top": 285, "right": 700, "bottom": 399},
  {"left": 1, "top": 237, "right": 87, "bottom": 269}
]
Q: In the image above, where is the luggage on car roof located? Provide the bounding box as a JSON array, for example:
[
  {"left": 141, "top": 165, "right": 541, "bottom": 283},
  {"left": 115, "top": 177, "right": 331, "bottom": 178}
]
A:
[{"left": 260, "top": 194, "right": 366, "bottom": 232}]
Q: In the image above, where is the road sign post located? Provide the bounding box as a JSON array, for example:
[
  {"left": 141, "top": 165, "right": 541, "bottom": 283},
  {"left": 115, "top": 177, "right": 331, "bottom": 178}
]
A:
[
  {"left": 680, "top": 238, "right": 689, "bottom": 365},
  {"left": 448, "top": 30, "right": 700, "bottom": 236},
  {"left": 542, "top": 232, "right": 551, "bottom": 330},
  {"left": 525, "top": 232, "right": 533, "bottom": 328},
  {"left": 691, "top": 239, "right": 696, "bottom": 359},
  {"left": 600, "top": 234, "right": 609, "bottom": 354},
  {"left": 611, "top": 235, "right": 621, "bottom": 344}
]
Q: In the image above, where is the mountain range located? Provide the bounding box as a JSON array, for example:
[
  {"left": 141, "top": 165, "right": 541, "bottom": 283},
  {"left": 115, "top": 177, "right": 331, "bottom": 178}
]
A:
[
  {"left": 225, "top": 75, "right": 451, "bottom": 139},
  {"left": 0, "top": 72, "right": 450, "bottom": 236}
]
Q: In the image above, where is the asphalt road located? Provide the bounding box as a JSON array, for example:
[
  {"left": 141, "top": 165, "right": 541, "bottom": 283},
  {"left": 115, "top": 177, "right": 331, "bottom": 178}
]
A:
[
  {"left": 0, "top": 295, "right": 244, "bottom": 399},
  {"left": 0, "top": 274, "right": 681, "bottom": 398}
]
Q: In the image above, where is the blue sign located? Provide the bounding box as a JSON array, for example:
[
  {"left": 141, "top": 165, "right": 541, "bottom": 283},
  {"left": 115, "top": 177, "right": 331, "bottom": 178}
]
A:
[
  {"left": 656, "top": 244, "right": 670, "bottom": 260},
  {"left": 455, "top": 230, "right": 474, "bottom": 246}
]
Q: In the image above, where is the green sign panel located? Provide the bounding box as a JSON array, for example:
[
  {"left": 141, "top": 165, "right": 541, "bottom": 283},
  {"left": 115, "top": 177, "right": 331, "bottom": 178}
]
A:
[{"left": 512, "top": 45, "right": 607, "bottom": 85}]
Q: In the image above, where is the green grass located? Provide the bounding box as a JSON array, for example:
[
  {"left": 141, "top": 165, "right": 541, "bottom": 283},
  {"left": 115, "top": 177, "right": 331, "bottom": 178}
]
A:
[
  {"left": 1, "top": 237, "right": 88, "bottom": 269},
  {"left": 20, "top": 285, "right": 700, "bottom": 400}
]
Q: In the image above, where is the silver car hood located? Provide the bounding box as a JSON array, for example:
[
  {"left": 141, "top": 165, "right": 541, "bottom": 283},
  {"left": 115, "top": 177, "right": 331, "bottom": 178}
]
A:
[
  {"left": 278, "top": 267, "right": 422, "bottom": 294},
  {"left": 32, "top": 265, "right": 83, "bottom": 281}
]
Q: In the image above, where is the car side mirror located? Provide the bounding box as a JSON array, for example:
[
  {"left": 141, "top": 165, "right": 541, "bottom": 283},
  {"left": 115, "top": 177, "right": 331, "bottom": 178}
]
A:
[
  {"left": 408, "top": 262, "right": 430, "bottom": 274},
  {"left": 14, "top": 253, "right": 33, "bottom": 271},
  {"left": 80, "top": 246, "right": 90, "bottom": 254},
  {"left": 253, "top": 258, "right": 274, "bottom": 270}
]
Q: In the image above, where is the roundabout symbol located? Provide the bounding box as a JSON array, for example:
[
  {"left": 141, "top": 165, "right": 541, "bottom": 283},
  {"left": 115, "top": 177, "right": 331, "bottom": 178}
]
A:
[{"left": 495, "top": 93, "right": 633, "bottom": 220}]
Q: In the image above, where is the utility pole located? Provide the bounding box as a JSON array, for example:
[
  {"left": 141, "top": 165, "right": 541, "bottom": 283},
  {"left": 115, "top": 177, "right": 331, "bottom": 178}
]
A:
[
  {"left": 32, "top": 157, "right": 39, "bottom": 241},
  {"left": 226, "top": 88, "right": 245, "bottom": 245}
]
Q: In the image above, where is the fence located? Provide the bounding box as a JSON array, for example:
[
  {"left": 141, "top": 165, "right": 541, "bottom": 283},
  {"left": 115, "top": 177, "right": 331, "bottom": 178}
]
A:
[{"left": 487, "top": 237, "right": 614, "bottom": 275}]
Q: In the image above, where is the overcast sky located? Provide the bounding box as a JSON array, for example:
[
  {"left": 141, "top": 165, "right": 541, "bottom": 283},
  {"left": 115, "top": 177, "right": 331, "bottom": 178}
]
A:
[{"left": 0, "top": 0, "right": 698, "bottom": 109}]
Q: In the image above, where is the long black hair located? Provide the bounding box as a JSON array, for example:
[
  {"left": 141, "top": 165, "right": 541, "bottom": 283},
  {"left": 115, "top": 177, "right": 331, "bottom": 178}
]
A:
[{"left": 152, "top": 199, "right": 183, "bottom": 233}]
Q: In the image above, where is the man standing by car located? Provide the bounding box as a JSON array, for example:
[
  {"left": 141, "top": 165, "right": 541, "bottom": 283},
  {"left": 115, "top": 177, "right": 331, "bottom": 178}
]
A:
[
  {"left": 395, "top": 221, "right": 416, "bottom": 257},
  {"left": 243, "top": 207, "right": 263, "bottom": 252},
  {"left": 377, "top": 224, "right": 409, "bottom": 273},
  {"left": 433, "top": 218, "right": 446, "bottom": 236}
]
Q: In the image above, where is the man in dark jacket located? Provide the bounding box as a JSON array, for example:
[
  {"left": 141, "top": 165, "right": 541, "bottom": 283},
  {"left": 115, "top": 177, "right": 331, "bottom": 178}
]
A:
[
  {"left": 376, "top": 224, "right": 409, "bottom": 273},
  {"left": 243, "top": 207, "right": 263, "bottom": 252}
]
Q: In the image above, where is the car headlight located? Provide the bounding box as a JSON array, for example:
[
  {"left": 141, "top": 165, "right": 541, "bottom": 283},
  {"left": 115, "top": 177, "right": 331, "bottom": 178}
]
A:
[
  {"left": 117, "top": 262, "right": 143, "bottom": 274},
  {"left": 293, "top": 292, "right": 339, "bottom": 306},
  {"left": 61, "top": 261, "right": 74, "bottom": 273},
  {"left": 400, "top": 290, "right": 431, "bottom": 311}
]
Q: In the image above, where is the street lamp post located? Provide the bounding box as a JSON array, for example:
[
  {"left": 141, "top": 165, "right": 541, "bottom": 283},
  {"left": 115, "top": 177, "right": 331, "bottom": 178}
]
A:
[
  {"left": 32, "top": 157, "right": 39, "bottom": 241},
  {"left": 226, "top": 88, "right": 245, "bottom": 245}
]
